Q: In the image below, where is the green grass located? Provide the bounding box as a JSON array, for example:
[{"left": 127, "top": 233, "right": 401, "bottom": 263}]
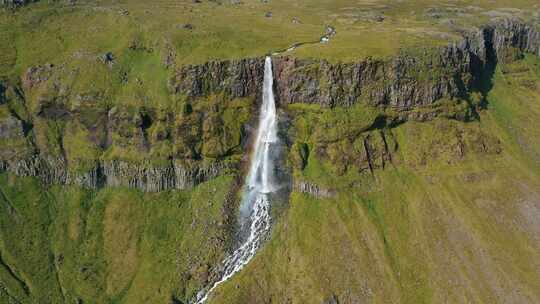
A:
[
  {"left": 1, "top": 0, "right": 539, "bottom": 78},
  {"left": 0, "top": 17, "right": 17, "bottom": 78},
  {"left": 485, "top": 54, "right": 540, "bottom": 167},
  {"left": 0, "top": 173, "right": 237, "bottom": 303}
]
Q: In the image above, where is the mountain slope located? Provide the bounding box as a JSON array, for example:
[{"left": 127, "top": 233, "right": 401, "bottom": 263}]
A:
[
  {"left": 208, "top": 55, "right": 540, "bottom": 304},
  {"left": 0, "top": 1, "right": 540, "bottom": 304}
]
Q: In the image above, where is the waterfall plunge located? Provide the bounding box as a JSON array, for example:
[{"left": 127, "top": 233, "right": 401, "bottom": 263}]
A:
[{"left": 194, "top": 56, "right": 278, "bottom": 304}]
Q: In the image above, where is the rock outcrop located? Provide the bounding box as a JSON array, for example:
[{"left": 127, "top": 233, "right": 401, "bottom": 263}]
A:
[
  {"left": 172, "top": 58, "right": 264, "bottom": 98},
  {"left": 171, "top": 19, "right": 540, "bottom": 109},
  {"left": 0, "top": 0, "right": 39, "bottom": 7},
  {"left": 294, "top": 181, "right": 335, "bottom": 198},
  {"left": 0, "top": 156, "right": 233, "bottom": 191},
  {"left": 0, "top": 66, "right": 252, "bottom": 191},
  {"left": 492, "top": 18, "right": 540, "bottom": 59},
  {"left": 0, "top": 83, "right": 6, "bottom": 105},
  {"left": 0, "top": 19, "right": 538, "bottom": 192}
]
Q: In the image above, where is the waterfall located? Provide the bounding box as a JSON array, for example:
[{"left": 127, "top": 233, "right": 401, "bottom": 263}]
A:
[{"left": 194, "top": 56, "right": 279, "bottom": 304}]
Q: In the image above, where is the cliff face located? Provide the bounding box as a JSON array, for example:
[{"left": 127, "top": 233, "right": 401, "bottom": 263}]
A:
[
  {"left": 0, "top": 68, "right": 252, "bottom": 191},
  {"left": 0, "top": 19, "right": 538, "bottom": 192},
  {"left": 493, "top": 18, "right": 540, "bottom": 58},
  {"left": 172, "top": 58, "right": 264, "bottom": 99},
  {"left": 172, "top": 19, "right": 539, "bottom": 108},
  {"left": 274, "top": 20, "right": 537, "bottom": 108},
  {"left": 0, "top": 156, "right": 233, "bottom": 192}
]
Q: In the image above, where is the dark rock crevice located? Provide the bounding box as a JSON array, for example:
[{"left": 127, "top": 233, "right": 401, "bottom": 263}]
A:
[
  {"left": 0, "top": 0, "right": 39, "bottom": 8},
  {"left": 0, "top": 83, "right": 6, "bottom": 105},
  {"left": 0, "top": 251, "right": 30, "bottom": 297},
  {"left": 363, "top": 137, "right": 375, "bottom": 175},
  {"left": 139, "top": 109, "right": 153, "bottom": 151}
]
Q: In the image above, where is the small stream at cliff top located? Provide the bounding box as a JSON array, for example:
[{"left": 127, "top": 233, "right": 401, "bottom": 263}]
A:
[
  {"left": 272, "top": 25, "right": 336, "bottom": 55},
  {"left": 193, "top": 56, "right": 280, "bottom": 304}
]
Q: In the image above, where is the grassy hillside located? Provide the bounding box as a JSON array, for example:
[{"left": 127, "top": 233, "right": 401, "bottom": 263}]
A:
[
  {"left": 207, "top": 55, "right": 540, "bottom": 303},
  {"left": 0, "top": 173, "right": 237, "bottom": 303}
]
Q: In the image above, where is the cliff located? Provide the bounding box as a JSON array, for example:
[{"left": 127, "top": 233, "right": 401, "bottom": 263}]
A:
[
  {"left": 173, "top": 19, "right": 539, "bottom": 108},
  {"left": 0, "top": 18, "right": 538, "bottom": 192},
  {"left": 0, "top": 73, "right": 251, "bottom": 191}
]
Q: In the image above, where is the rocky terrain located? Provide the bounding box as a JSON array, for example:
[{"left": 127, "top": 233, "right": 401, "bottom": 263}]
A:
[
  {"left": 1, "top": 19, "right": 538, "bottom": 192},
  {"left": 1, "top": 1, "right": 540, "bottom": 304}
]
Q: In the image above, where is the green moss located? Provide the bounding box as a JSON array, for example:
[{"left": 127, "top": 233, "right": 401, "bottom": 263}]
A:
[
  {"left": 287, "top": 102, "right": 380, "bottom": 143},
  {"left": 0, "top": 105, "right": 10, "bottom": 119},
  {"left": 0, "top": 174, "right": 64, "bottom": 303},
  {"left": 62, "top": 120, "right": 101, "bottom": 172}
]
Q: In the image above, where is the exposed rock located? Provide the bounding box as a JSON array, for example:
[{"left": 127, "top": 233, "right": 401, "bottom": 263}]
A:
[
  {"left": 272, "top": 51, "right": 468, "bottom": 108},
  {"left": 319, "top": 25, "right": 337, "bottom": 43},
  {"left": 323, "top": 294, "right": 339, "bottom": 304},
  {"left": 373, "top": 15, "right": 385, "bottom": 22},
  {"left": 98, "top": 52, "right": 115, "bottom": 67},
  {"left": 483, "top": 10, "right": 515, "bottom": 19},
  {"left": 1, "top": 18, "right": 538, "bottom": 193},
  {"left": 171, "top": 19, "right": 539, "bottom": 109},
  {"left": 491, "top": 18, "right": 540, "bottom": 60},
  {"left": 22, "top": 64, "right": 54, "bottom": 89},
  {"left": 102, "top": 159, "right": 233, "bottom": 192},
  {"left": 0, "top": 83, "right": 6, "bottom": 104},
  {"left": 424, "top": 7, "right": 445, "bottom": 19},
  {"left": 162, "top": 43, "right": 177, "bottom": 69},
  {"left": 308, "top": 129, "right": 397, "bottom": 177},
  {"left": 0, "top": 0, "right": 39, "bottom": 7},
  {"left": 181, "top": 23, "right": 194, "bottom": 30},
  {"left": 0, "top": 72, "right": 250, "bottom": 192},
  {"left": 0, "top": 116, "right": 24, "bottom": 140},
  {"left": 325, "top": 25, "right": 337, "bottom": 37},
  {"left": 265, "top": 11, "right": 272, "bottom": 18},
  {"left": 294, "top": 181, "right": 335, "bottom": 198},
  {"left": 172, "top": 58, "right": 264, "bottom": 98},
  {"left": 0, "top": 156, "right": 235, "bottom": 192}
]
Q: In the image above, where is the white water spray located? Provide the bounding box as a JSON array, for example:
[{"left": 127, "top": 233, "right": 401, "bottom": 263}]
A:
[{"left": 194, "top": 56, "right": 279, "bottom": 304}]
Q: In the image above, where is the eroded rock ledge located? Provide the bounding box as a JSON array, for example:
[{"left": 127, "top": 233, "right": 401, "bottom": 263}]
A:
[
  {"left": 173, "top": 18, "right": 539, "bottom": 108},
  {"left": 294, "top": 181, "right": 336, "bottom": 199},
  {"left": 0, "top": 19, "right": 538, "bottom": 192},
  {"left": 0, "top": 157, "right": 233, "bottom": 192}
]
